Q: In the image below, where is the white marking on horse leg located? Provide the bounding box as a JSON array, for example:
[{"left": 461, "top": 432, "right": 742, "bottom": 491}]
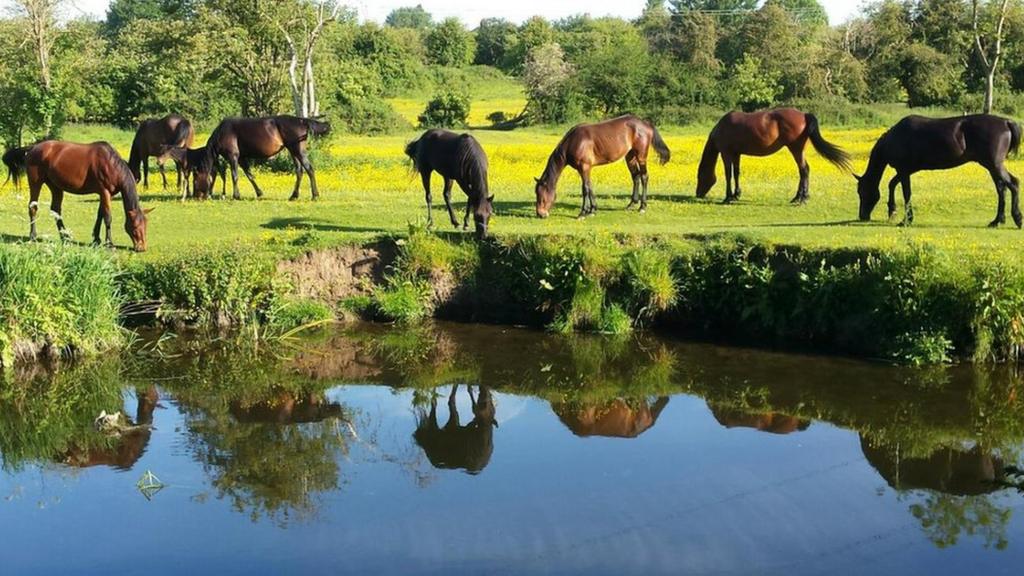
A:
[
  {"left": 50, "top": 210, "right": 62, "bottom": 221},
  {"left": 29, "top": 201, "right": 39, "bottom": 209}
]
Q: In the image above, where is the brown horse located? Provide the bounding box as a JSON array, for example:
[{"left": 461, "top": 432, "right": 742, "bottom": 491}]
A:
[
  {"left": 696, "top": 108, "right": 852, "bottom": 204},
  {"left": 708, "top": 404, "right": 810, "bottom": 435},
  {"left": 535, "top": 114, "right": 671, "bottom": 218},
  {"left": 197, "top": 116, "right": 330, "bottom": 200},
  {"left": 129, "top": 114, "right": 194, "bottom": 191},
  {"left": 24, "top": 141, "right": 151, "bottom": 251},
  {"left": 554, "top": 397, "right": 669, "bottom": 439}
]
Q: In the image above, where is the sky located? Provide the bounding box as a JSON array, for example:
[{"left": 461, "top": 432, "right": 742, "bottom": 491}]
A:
[{"left": 61, "top": 0, "right": 860, "bottom": 25}]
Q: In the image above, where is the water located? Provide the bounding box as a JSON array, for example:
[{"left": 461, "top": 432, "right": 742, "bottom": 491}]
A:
[{"left": 1, "top": 323, "right": 1023, "bottom": 575}]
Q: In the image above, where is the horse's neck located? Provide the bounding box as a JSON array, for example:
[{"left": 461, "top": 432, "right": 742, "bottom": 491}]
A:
[
  {"left": 864, "top": 143, "right": 888, "bottom": 186},
  {"left": 118, "top": 177, "right": 142, "bottom": 213},
  {"left": 543, "top": 152, "right": 566, "bottom": 188}
]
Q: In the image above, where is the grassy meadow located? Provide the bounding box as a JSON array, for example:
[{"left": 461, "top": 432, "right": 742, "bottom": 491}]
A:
[{"left": 2, "top": 117, "right": 1022, "bottom": 261}]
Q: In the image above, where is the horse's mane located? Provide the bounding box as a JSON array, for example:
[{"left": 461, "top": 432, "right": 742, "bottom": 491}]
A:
[{"left": 455, "top": 135, "right": 488, "bottom": 196}]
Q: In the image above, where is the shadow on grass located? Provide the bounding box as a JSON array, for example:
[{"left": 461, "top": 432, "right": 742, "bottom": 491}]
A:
[
  {"left": 0, "top": 233, "right": 132, "bottom": 251},
  {"left": 261, "top": 216, "right": 388, "bottom": 235}
]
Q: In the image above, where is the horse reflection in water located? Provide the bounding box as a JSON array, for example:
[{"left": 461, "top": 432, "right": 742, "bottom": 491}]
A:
[
  {"left": 708, "top": 404, "right": 811, "bottom": 435},
  {"left": 228, "top": 392, "right": 344, "bottom": 425},
  {"left": 555, "top": 397, "right": 669, "bottom": 438},
  {"left": 414, "top": 384, "right": 497, "bottom": 474},
  {"left": 64, "top": 386, "right": 159, "bottom": 471},
  {"left": 861, "top": 437, "right": 1004, "bottom": 496}
]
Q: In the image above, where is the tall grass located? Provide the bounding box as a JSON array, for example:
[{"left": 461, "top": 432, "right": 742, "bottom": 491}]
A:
[{"left": 0, "top": 243, "right": 123, "bottom": 367}]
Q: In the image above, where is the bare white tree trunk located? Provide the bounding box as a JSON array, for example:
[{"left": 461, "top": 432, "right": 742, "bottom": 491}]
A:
[
  {"left": 281, "top": 1, "right": 340, "bottom": 118},
  {"left": 973, "top": 0, "right": 1012, "bottom": 114}
]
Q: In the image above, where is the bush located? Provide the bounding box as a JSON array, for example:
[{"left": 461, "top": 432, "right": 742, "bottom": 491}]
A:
[
  {"left": 418, "top": 89, "right": 471, "bottom": 128},
  {"left": 336, "top": 97, "right": 411, "bottom": 135},
  {"left": 424, "top": 17, "right": 474, "bottom": 67}
]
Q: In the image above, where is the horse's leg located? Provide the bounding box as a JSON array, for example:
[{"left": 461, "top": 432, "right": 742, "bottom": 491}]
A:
[
  {"left": 722, "top": 154, "right": 735, "bottom": 204},
  {"left": 92, "top": 200, "right": 104, "bottom": 245},
  {"left": 175, "top": 160, "right": 183, "bottom": 195},
  {"left": 219, "top": 162, "right": 227, "bottom": 199},
  {"left": 443, "top": 177, "right": 459, "bottom": 228},
  {"left": 887, "top": 175, "right": 900, "bottom": 220},
  {"left": 46, "top": 185, "right": 68, "bottom": 240},
  {"left": 640, "top": 163, "right": 650, "bottom": 213},
  {"left": 27, "top": 180, "right": 42, "bottom": 241},
  {"left": 463, "top": 200, "right": 471, "bottom": 230},
  {"left": 578, "top": 167, "right": 594, "bottom": 218},
  {"left": 288, "top": 156, "right": 304, "bottom": 201},
  {"left": 899, "top": 174, "right": 914, "bottom": 226},
  {"left": 789, "top": 145, "right": 809, "bottom": 204},
  {"left": 625, "top": 152, "right": 640, "bottom": 210},
  {"left": 421, "top": 171, "right": 434, "bottom": 228},
  {"left": 239, "top": 158, "right": 264, "bottom": 199},
  {"left": 299, "top": 149, "right": 320, "bottom": 200},
  {"left": 988, "top": 167, "right": 1008, "bottom": 228},
  {"left": 158, "top": 159, "right": 168, "bottom": 191},
  {"left": 733, "top": 156, "right": 743, "bottom": 200},
  {"left": 229, "top": 155, "right": 241, "bottom": 200},
  {"left": 1009, "top": 171, "right": 1023, "bottom": 229},
  {"left": 587, "top": 167, "right": 598, "bottom": 215},
  {"left": 142, "top": 158, "right": 149, "bottom": 189},
  {"left": 99, "top": 190, "right": 113, "bottom": 247}
]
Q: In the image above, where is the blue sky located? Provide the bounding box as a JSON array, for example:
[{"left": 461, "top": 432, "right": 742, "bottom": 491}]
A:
[{"left": 65, "top": 0, "right": 860, "bottom": 25}]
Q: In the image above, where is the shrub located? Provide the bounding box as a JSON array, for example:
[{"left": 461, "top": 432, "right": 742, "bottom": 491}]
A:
[{"left": 418, "top": 89, "right": 471, "bottom": 128}]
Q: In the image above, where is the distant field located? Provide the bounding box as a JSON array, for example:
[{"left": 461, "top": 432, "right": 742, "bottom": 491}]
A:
[{"left": 1, "top": 121, "right": 1022, "bottom": 260}]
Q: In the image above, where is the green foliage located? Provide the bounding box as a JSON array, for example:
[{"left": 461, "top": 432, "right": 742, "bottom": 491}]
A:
[
  {"left": 474, "top": 18, "right": 517, "bottom": 69},
  {"left": 730, "top": 54, "right": 782, "bottom": 111},
  {"left": 267, "top": 298, "right": 334, "bottom": 332},
  {"left": 523, "top": 43, "right": 580, "bottom": 125},
  {"left": 372, "top": 279, "right": 433, "bottom": 323},
  {"left": 418, "top": 88, "right": 471, "bottom": 128},
  {"left": 0, "top": 244, "right": 123, "bottom": 368},
  {"left": 425, "top": 17, "right": 474, "bottom": 67},
  {"left": 385, "top": 5, "right": 433, "bottom": 31}
]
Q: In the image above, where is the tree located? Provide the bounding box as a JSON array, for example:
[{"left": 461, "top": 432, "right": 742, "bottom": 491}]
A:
[
  {"left": 765, "top": 0, "right": 828, "bottom": 27},
  {"left": 279, "top": 1, "right": 349, "bottom": 118},
  {"left": 425, "top": 17, "right": 473, "bottom": 67},
  {"left": 506, "top": 16, "right": 555, "bottom": 73},
  {"left": 385, "top": 5, "right": 432, "bottom": 31},
  {"left": 972, "top": 0, "right": 1014, "bottom": 113},
  {"left": 730, "top": 54, "right": 782, "bottom": 110},
  {"left": 523, "top": 42, "right": 578, "bottom": 124},
  {"left": 474, "top": 18, "right": 516, "bottom": 69},
  {"left": 105, "top": 0, "right": 194, "bottom": 35},
  {"left": 10, "top": 0, "right": 63, "bottom": 137}
]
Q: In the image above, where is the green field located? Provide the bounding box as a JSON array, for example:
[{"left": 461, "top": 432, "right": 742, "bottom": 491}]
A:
[{"left": 1, "top": 119, "right": 1022, "bottom": 261}]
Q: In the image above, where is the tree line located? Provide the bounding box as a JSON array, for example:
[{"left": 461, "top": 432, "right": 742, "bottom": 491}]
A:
[{"left": 0, "top": 0, "right": 1021, "bottom": 146}]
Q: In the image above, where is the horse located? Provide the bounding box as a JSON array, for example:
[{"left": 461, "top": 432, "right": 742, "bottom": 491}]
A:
[
  {"left": 413, "top": 384, "right": 497, "bottom": 474},
  {"left": 856, "top": 114, "right": 1023, "bottom": 228},
  {"left": 405, "top": 129, "right": 494, "bottom": 238},
  {"left": 534, "top": 114, "right": 671, "bottom": 219},
  {"left": 708, "top": 404, "right": 810, "bottom": 435},
  {"left": 696, "top": 108, "right": 852, "bottom": 204},
  {"left": 23, "top": 141, "right": 151, "bottom": 251},
  {"left": 861, "top": 436, "right": 1003, "bottom": 496},
  {"left": 2, "top": 146, "right": 32, "bottom": 189},
  {"left": 128, "top": 114, "right": 195, "bottom": 191},
  {"left": 553, "top": 397, "right": 669, "bottom": 439},
  {"left": 164, "top": 145, "right": 216, "bottom": 200},
  {"left": 198, "top": 115, "right": 331, "bottom": 200},
  {"left": 63, "top": 386, "right": 158, "bottom": 471}
]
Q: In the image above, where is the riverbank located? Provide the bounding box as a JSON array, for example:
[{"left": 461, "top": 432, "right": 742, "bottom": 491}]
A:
[{"left": 3, "top": 230, "right": 1023, "bottom": 368}]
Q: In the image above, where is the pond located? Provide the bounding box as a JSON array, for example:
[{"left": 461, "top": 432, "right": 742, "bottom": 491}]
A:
[{"left": 1, "top": 323, "right": 1023, "bottom": 575}]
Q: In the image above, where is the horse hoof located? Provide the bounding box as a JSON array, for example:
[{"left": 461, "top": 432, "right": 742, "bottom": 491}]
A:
[
  {"left": 639, "top": 206, "right": 647, "bottom": 214},
  {"left": 989, "top": 220, "right": 1003, "bottom": 229},
  {"left": 288, "top": 195, "right": 299, "bottom": 202},
  {"left": 625, "top": 202, "right": 636, "bottom": 211},
  {"left": 233, "top": 194, "right": 241, "bottom": 201}
]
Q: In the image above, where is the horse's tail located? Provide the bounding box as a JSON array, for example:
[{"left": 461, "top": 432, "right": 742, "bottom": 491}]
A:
[
  {"left": 806, "top": 113, "right": 853, "bottom": 173},
  {"left": 1009, "top": 120, "right": 1022, "bottom": 157},
  {"left": 171, "top": 118, "right": 193, "bottom": 149},
  {"left": 650, "top": 124, "right": 671, "bottom": 165},
  {"left": 2, "top": 146, "right": 30, "bottom": 189},
  {"left": 404, "top": 137, "right": 421, "bottom": 172}
]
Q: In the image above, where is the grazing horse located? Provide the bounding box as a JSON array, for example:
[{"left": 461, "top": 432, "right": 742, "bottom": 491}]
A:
[
  {"left": 229, "top": 392, "right": 345, "bottom": 425},
  {"left": 856, "top": 115, "right": 1023, "bottom": 228},
  {"left": 164, "top": 145, "right": 216, "bottom": 200},
  {"left": 553, "top": 397, "right": 669, "bottom": 439},
  {"left": 413, "top": 384, "right": 497, "bottom": 474},
  {"left": 3, "top": 146, "right": 32, "bottom": 189},
  {"left": 23, "top": 141, "right": 150, "bottom": 251},
  {"left": 405, "top": 129, "right": 494, "bottom": 238},
  {"left": 708, "top": 404, "right": 810, "bottom": 435},
  {"left": 63, "top": 386, "right": 159, "bottom": 471},
  {"left": 696, "top": 108, "right": 852, "bottom": 204},
  {"left": 199, "top": 115, "right": 331, "bottom": 200},
  {"left": 128, "top": 114, "right": 195, "bottom": 191},
  {"left": 535, "top": 114, "right": 671, "bottom": 219},
  {"left": 861, "top": 436, "right": 1003, "bottom": 496}
]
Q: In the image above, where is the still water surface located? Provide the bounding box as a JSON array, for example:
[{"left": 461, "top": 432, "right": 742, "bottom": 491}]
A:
[{"left": 1, "top": 323, "right": 1023, "bottom": 575}]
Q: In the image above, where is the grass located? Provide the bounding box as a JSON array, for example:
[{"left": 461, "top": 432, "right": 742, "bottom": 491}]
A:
[{"left": 1, "top": 120, "right": 1021, "bottom": 262}]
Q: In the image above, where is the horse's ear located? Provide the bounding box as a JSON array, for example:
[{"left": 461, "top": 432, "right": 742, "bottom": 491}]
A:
[
  {"left": 487, "top": 195, "right": 495, "bottom": 203},
  {"left": 853, "top": 174, "right": 862, "bottom": 183},
  {"left": 144, "top": 207, "right": 155, "bottom": 215},
  {"left": 534, "top": 178, "right": 541, "bottom": 185}
]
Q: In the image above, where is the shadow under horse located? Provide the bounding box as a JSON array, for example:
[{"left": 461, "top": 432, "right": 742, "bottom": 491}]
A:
[
  {"left": 193, "top": 115, "right": 330, "bottom": 201},
  {"left": 414, "top": 384, "right": 498, "bottom": 474},
  {"left": 856, "top": 114, "right": 1023, "bottom": 228}
]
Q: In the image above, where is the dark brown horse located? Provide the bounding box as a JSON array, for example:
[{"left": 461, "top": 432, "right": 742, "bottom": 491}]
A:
[
  {"left": 696, "top": 108, "right": 852, "bottom": 204},
  {"left": 856, "top": 114, "right": 1022, "bottom": 227},
  {"left": 129, "top": 114, "right": 194, "bottom": 191},
  {"left": 198, "top": 116, "right": 330, "bottom": 200},
  {"left": 63, "top": 386, "right": 159, "bottom": 471},
  {"left": 535, "top": 114, "right": 671, "bottom": 218},
  {"left": 405, "top": 129, "right": 493, "bottom": 238},
  {"left": 164, "top": 145, "right": 215, "bottom": 200},
  {"left": 413, "top": 384, "right": 497, "bottom": 474},
  {"left": 23, "top": 141, "right": 150, "bottom": 251}
]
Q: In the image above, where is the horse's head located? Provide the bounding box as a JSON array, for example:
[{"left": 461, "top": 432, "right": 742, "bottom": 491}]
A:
[
  {"left": 535, "top": 178, "right": 554, "bottom": 218},
  {"left": 125, "top": 207, "right": 153, "bottom": 252},
  {"left": 855, "top": 174, "right": 880, "bottom": 221},
  {"left": 474, "top": 195, "right": 494, "bottom": 239},
  {"left": 695, "top": 171, "right": 717, "bottom": 198}
]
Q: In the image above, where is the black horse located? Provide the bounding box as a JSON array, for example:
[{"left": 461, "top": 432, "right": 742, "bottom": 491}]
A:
[
  {"left": 405, "top": 129, "right": 494, "bottom": 238},
  {"left": 413, "top": 384, "right": 498, "bottom": 475},
  {"left": 164, "top": 145, "right": 216, "bottom": 200},
  {"left": 856, "top": 115, "right": 1022, "bottom": 228},
  {"left": 196, "top": 116, "right": 331, "bottom": 201}
]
